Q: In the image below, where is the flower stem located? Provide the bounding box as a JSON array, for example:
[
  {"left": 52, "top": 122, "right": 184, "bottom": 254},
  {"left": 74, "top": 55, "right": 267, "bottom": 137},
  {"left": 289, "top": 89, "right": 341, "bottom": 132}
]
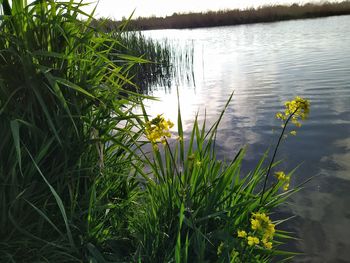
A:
[{"left": 259, "top": 110, "right": 296, "bottom": 205}]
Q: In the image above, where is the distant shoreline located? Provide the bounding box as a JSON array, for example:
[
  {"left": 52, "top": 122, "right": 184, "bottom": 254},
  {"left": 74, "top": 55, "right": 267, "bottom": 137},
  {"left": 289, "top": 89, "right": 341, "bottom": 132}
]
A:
[{"left": 94, "top": 1, "right": 350, "bottom": 31}]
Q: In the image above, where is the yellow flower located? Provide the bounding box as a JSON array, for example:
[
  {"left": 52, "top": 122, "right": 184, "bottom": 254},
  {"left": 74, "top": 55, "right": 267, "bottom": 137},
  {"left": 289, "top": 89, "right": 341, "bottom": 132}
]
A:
[
  {"left": 283, "top": 183, "right": 290, "bottom": 191},
  {"left": 275, "top": 112, "right": 286, "bottom": 120},
  {"left": 251, "top": 212, "right": 272, "bottom": 231},
  {"left": 257, "top": 213, "right": 269, "bottom": 223},
  {"left": 274, "top": 171, "right": 286, "bottom": 181},
  {"left": 265, "top": 223, "right": 276, "bottom": 238},
  {"left": 251, "top": 212, "right": 276, "bottom": 243},
  {"left": 252, "top": 212, "right": 271, "bottom": 223},
  {"left": 237, "top": 230, "right": 247, "bottom": 238},
  {"left": 274, "top": 171, "right": 291, "bottom": 191},
  {"left": 276, "top": 96, "right": 310, "bottom": 128},
  {"left": 262, "top": 239, "right": 273, "bottom": 249},
  {"left": 290, "top": 130, "right": 297, "bottom": 136},
  {"left": 247, "top": 236, "right": 260, "bottom": 246},
  {"left": 275, "top": 171, "right": 290, "bottom": 191},
  {"left": 251, "top": 218, "right": 261, "bottom": 230},
  {"left": 145, "top": 115, "right": 173, "bottom": 144}
]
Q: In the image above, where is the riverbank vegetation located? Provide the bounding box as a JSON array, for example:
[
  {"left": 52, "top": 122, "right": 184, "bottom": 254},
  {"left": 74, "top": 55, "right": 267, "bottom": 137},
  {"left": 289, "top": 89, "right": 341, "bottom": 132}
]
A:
[
  {"left": 1, "top": 0, "right": 309, "bottom": 262},
  {"left": 115, "top": 31, "right": 194, "bottom": 92},
  {"left": 97, "top": 1, "right": 350, "bottom": 30}
]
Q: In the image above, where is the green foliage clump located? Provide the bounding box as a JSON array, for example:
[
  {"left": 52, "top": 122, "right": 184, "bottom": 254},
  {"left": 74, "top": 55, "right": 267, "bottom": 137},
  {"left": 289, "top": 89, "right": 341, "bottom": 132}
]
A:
[
  {"left": 132, "top": 93, "right": 306, "bottom": 262},
  {"left": 0, "top": 0, "right": 143, "bottom": 261}
]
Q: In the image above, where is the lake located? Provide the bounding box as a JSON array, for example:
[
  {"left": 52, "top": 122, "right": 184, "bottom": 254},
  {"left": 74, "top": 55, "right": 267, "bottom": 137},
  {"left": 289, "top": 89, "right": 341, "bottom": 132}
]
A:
[{"left": 143, "top": 15, "right": 350, "bottom": 262}]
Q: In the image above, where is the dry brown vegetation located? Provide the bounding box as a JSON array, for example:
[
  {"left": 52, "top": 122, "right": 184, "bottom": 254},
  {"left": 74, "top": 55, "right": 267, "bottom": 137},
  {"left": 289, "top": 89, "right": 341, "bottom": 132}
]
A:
[{"left": 95, "top": 1, "right": 350, "bottom": 31}]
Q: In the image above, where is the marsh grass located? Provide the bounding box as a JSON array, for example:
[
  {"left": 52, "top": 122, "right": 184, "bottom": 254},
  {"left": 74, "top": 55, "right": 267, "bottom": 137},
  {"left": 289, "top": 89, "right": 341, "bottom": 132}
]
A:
[
  {"left": 110, "top": 1, "right": 350, "bottom": 30},
  {"left": 109, "top": 31, "right": 195, "bottom": 92},
  {"left": 112, "top": 31, "right": 173, "bottom": 92},
  {"left": 0, "top": 0, "right": 145, "bottom": 261},
  {"left": 92, "top": 16, "right": 195, "bottom": 92}
]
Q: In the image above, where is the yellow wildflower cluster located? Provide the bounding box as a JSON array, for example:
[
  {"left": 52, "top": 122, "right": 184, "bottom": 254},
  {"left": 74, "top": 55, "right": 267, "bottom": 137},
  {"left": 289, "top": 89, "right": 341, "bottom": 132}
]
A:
[
  {"left": 237, "top": 212, "right": 275, "bottom": 250},
  {"left": 145, "top": 115, "right": 174, "bottom": 144},
  {"left": 237, "top": 230, "right": 247, "bottom": 238},
  {"left": 251, "top": 212, "right": 275, "bottom": 249},
  {"left": 290, "top": 130, "right": 297, "bottom": 136},
  {"left": 247, "top": 236, "right": 260, "bottom": 246},
  {"left": 274, "top": 171, "right": 290, "bottom": 191},
  {"left": 275, "top": 96, "right": 310, "bottom": 131}
]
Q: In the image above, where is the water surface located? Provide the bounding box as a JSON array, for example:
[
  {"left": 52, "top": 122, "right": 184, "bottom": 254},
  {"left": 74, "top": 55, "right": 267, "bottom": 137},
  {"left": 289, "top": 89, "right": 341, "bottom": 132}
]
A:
[{"left": 143, "top": 15, "right": 350, "bottom": 262}]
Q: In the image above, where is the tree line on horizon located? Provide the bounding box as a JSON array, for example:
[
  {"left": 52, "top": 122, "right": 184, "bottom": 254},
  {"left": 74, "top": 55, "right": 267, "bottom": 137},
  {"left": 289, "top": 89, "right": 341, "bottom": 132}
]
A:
[{"left": 92, "top": 1, "right": 350, "bottom": 31}]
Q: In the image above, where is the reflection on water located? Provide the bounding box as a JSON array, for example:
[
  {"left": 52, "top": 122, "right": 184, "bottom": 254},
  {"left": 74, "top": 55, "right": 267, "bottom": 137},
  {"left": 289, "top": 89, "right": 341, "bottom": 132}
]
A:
[
  {"left": 112, "top": 31, "right": 195, "bottom": 93},
  {"left": 143, "top": 15, "right": 350, "bottom": 262}
]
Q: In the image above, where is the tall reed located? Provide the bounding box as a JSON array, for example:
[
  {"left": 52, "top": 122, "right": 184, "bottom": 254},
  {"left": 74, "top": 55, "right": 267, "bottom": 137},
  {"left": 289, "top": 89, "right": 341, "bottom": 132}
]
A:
[
  {"left": 107, "top": 31, "right": 195, "bottom": 92},
  {"left": 0, "top": 0, "right": 144, "bottom": 261}
]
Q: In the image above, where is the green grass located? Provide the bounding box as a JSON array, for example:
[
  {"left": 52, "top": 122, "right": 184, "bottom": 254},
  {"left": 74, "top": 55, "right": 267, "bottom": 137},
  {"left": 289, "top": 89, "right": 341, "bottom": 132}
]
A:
[
  {"left": 0, "top": 1, "right": 308, "bottom": 262},
  {"left": 130, "top": 92, "right": 301, "bottom": 262}
]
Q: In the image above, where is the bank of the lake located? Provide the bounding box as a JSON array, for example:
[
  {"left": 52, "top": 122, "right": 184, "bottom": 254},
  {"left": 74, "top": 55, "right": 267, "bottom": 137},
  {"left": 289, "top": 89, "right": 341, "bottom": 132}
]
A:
[{"left": 95, "top": 1, "right": 350, "bottom": 31}]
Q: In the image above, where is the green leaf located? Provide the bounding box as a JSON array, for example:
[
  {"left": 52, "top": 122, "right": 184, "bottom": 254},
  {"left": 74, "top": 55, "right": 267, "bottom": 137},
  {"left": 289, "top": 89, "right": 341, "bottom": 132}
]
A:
[
  {"left": 10, "top": 120, "right": 21, "bottom": 173},
  {"left": 55, "top": 77, "right": 95, "bottom": 98},
  {"left": 87, "top": 243, "right": 107, "bottom": 263},
  {"left": 26, "top": 147, "right": 76, "bottom": 251}
]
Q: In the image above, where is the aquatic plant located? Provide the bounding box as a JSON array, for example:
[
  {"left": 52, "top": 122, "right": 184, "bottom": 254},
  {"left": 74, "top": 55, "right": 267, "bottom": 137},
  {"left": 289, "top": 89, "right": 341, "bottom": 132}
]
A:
[{"left": 111, "top": 31, "right": 194, "bottom": 92}]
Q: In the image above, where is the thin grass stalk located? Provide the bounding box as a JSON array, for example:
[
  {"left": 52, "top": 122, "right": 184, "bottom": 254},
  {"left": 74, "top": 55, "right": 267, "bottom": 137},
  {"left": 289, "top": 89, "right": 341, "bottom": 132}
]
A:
[{"left": 260, "top": 108, "right": 299, "bottom": 205}]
